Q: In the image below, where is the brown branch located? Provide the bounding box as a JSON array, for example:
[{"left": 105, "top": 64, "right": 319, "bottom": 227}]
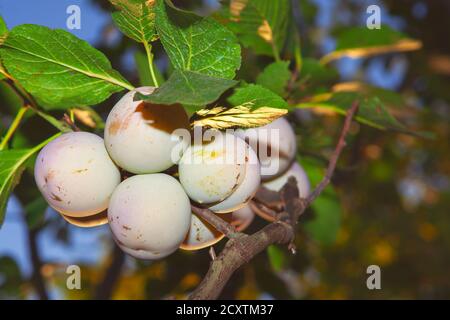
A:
[
  {"left": 63, "top": 114, "right": 80, "bottom": 132},
  {"left": 189, "top": 222, "right": 294, "bottom": 300},
  {"left": 27, "top": 227, "right": 49, "bottom": 300},
  {"left": 303, "top": 101, "right": 359, "bottom": 208},
  {"left": 188, "top": 101, "right": 359, "bottom": 300},
  {"left": 191, "top": 205, "right": 239, "bottom": 237},
  {"left": 94, "top": 243, "right": 125, "bottom": 300},
  {"left": 20, "top": 210, "right": 48, "bottom": 300},
  {"left": 253, "top": 186, "right": 283, "bottom": 210}
]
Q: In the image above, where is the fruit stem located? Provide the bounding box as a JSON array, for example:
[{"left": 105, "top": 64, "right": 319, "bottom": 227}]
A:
[
  {"left": 0, "top": 105, "right": 29, "bottom": 151},
  {"left": 143, "top": 40, "right": 159, "bottom": 87}
]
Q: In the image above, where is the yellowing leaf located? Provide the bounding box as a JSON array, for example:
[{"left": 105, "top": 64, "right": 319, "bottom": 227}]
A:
[
  {"left": 258, "top": 20, "right": 273, "bottom": 43},
  {"left": 321, "top": 39, "right": 422, "bottom": 64},
  {"left": 190, "top": 103, "right": 287, "bottom": 129},
  {"left": 230, "top": 0, "right": 248, "bottom": 18},
  {"left": 320, "top": 26, "right": 422, "bottom": 65},
  {"left": 72, "top": 108, "right": 96, "bottom": 128}
]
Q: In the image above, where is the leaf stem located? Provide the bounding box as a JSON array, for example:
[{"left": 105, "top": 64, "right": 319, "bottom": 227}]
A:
[
  {"left": 143, "top": 41, "right": 159, "bottom": 87},
  {"left": 272, "top": 42, "right": 281, "bottom": 62},
  {"left": 1, "top": 68, "right": 39, "bottom": 109},
  {"left": 0, "top": 106, "right": 29, "bottom": 151},
  {"left": 32, "top": 132, "right": 62, "bottom": 153}
]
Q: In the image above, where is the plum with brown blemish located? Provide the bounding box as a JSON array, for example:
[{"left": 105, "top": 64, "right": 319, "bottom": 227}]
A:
[
  {"left": 34, "top": 132, "right": 121, "bottom": 222},
  {"left": 108, "top": 174, "right": 191, "bottom": 260},
  {"left": 179, "top": 131, "right": 261, "bottom": 213},
  {"left": 104, "top": 87, "right": 190, "bottom": 174}
]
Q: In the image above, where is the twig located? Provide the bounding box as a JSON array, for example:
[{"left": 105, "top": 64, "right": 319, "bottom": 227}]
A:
[
  {"left": 20, "top": 210, "right": 49, "bottom": 300},
  {"left": 189, "top": 223, "right": 294, "bottom": 300},
  {"left": 63, "top": 114, "right": 80, "bottom": 132},
  {"left": 303, "top": 101, "right": 359, "bottom": 208},
  {"left": 94, "top": 244, "right": 125, "bottom": 300},
  {"left": 249, "top": 200, "right": 278, "bottom": 222},
  {"left": 188, "top": 101, "right": 359, "bottom": 300},
  {"left": 191, "top": 205, "right": 239, "bottom": 238},
  {"left": 209, "top": 247, "right": 217, "bottom": 261},
  {"left": 252, "top": 186, "right": 283, "bottom": 211}
]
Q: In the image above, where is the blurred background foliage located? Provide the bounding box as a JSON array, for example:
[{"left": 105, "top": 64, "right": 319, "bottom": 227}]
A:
[{"left": 0, "top": 0, "right": 449, "bottom": 299}]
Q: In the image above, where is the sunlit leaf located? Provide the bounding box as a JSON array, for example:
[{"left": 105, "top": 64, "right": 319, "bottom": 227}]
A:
[
  {"left": 296, "top": 91, "right": 423, "bottom": 135},
  {"left": 0, "top": 150, "right": 35, "bottom": 227},
  {"left": 0, "top": 15, "right": 7, "bottom": 44},
  {"left": 228, "top": 83, "right": 288, "bottom": 109},
  {"left": 0, "top": 134, "right": 59, "bottom": 227},
  {"left": 72, "top": 107, "right": 104, "bottom": 129},
  {"left": 110, "top": 0, "right": 158, "bottom": 43},
  {"left": 190, "top": 102, "right": 287, "bottom": 129},
  {"left": 134, "top": 50, "right": 164, "bottom": 87},
  {"left": 256, "top": 61, "right": 291, "bottom": 96},
  {"left": 138, "top": 69, "right": 237, "bottom": 107},
  {"left": 227, "top": 0, "right": 290, "bottom": 57},
  {"left": 155, "top": 0, "right": 241, "bottom": 79},
  {"left": 331, "top": 82, "right": 405, "bottom": 108},
  {"left": 0, "top": 25, "right": 132, "bottom": 109},
  {"left": 321, "top": 26, "right": 422, "bottom": 64}
]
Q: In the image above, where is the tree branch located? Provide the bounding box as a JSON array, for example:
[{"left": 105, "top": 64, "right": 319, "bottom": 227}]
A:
[
  {"left": 191, "top": 205, "right": 239, "bottom": 238},
  {"left": 188, "top": 101, "right": 359, "bottom": 300},
  {"left": 94, "top": 243, "right": 125, "bottom": 300},
  {"left": 303, "top": 101, "right": 359, "bottom": 208},
  {"left": 20, "top": 210, "right": 49, "bottom": 300},
  {"left": 27, "top": 227, "right": 49, "bottom": 300}
]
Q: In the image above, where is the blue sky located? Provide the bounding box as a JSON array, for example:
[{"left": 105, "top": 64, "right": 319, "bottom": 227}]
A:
[{"left": 0, "top": 0, "right": 109, "bottom": 43}]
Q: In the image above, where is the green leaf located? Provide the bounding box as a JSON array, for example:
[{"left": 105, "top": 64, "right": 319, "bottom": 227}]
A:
[
  {"left": 306, "top": 188, "right": 342, "bottom": 245},
  {"left": 0, "top": 134, "right": 59, "bottom": 227},
  {"left": 321, "top": 26, "right": 422, "bottom": 64},
  {"left": 0, "top": 150, "right": 35, "bottom": 227},
  {"left": 0, "top": 256, "right": 23, "bottom": 298},
  {"left": 296, "top": 91, "right": 418, "bottom": 134},
  {"left": 25, "top": 196, "right": 48, "bottom": 229},
  {"left": 227, "top": 0, "right": 290, "bottom": 58},
  {"left": 134, "top": 50, "right": 164, "bottom": 87},
  {"left": 0, "top": 24, "right": 133, "bottom": 109},
  {"left": 331, "top": 82, "right": 407, "bottom": 108},
  {"left": 267, "top": 245, "right": 287, "bottom": 272},
  {"left": 110, "top": 0, "right": 158, "bottom": 43},
  {"left": 228, "top": 83, "right": 288, "bottom": 109},
  {"left": 256, "top": 61, "right": 291, "bottom": 96},
  {"left": 300, "top": 58, "right": 338, "bottom": 84},
  {"left": 0, "top": 15, "right": 7, "bottom": 42},
  {"left": 139, "top": 69, "right": 237, "bottom": 106},
  {"left": 0, "top": 16, "right": 8, "bottom": 80},
  {"left": 0, "top": 66, "right": 5, "bottom": 80},
  {"left": 155, "top": 0, "right": 241, "bottom": 79},
  {"left": 34, "top": 110, "right": 73, "bottom": 133},
  {"left": 300, "top": 158, "right": 342, "bottom": 245}
]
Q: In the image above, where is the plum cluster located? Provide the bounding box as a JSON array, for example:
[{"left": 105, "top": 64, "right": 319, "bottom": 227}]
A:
[{"left": 34, "top": 87, "right": 310, "bottom": 260}]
